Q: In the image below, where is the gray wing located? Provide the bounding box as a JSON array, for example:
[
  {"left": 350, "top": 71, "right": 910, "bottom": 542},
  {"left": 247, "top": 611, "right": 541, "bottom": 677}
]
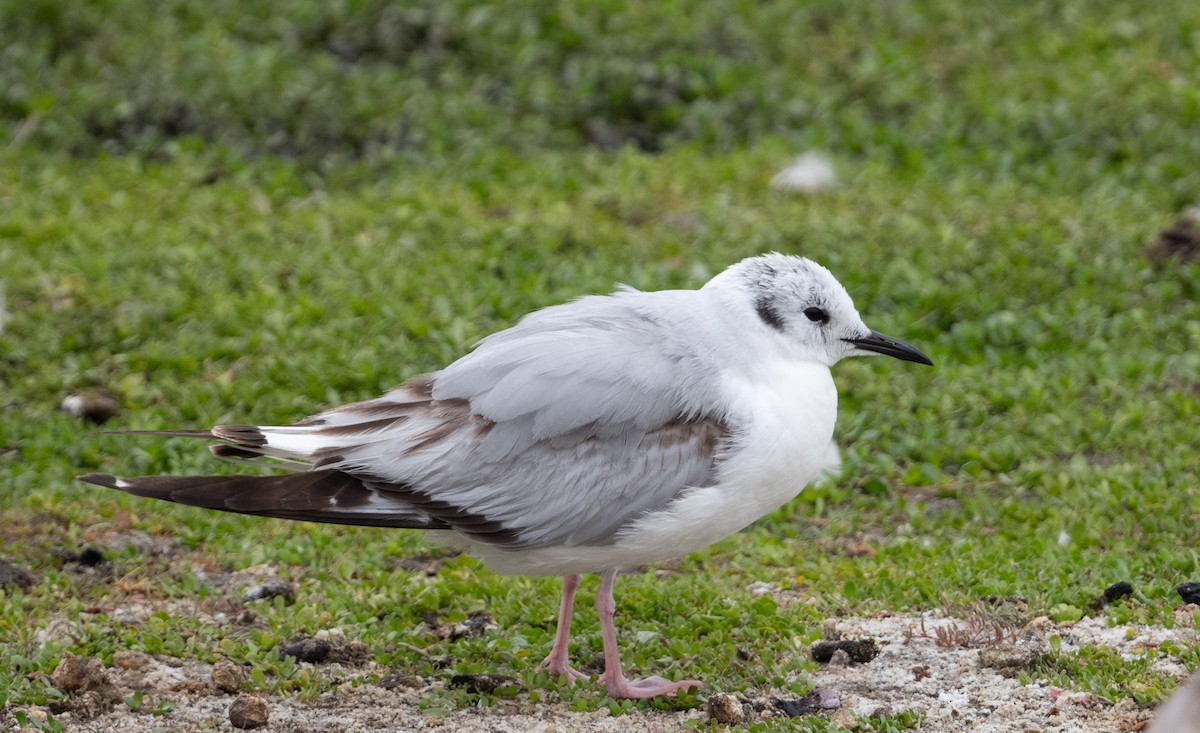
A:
[
  {"left": 333, "top": 410, "right": 730, "bottom": 548},
  {"left": 254, "top": 289, "right": 733, "bottom": 549},
  {"left": 108, "top": 286, "right": 734, "bottom": 551},
  {"left": 431, "top": 290, "right": 706, "bottom": 461},
  {"left": 84, "top": 290, "right": 733, "bottom": 548}
]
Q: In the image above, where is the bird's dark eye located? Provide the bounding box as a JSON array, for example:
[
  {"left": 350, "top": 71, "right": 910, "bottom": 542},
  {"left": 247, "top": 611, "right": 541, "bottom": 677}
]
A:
[{"left": 804, "top": 307, "right": 829, "bottom": 323}]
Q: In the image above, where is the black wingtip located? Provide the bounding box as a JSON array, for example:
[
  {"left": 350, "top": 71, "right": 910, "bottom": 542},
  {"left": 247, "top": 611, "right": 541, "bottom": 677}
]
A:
[{"left": 77, "top": 473, "right": 121, "bottom": 489}]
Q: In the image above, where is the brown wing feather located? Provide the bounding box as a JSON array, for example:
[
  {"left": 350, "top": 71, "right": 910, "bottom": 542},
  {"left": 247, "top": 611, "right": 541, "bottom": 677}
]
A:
[
  {"left": 78, "top": 471, "right": 443, "bottom": 529},
  {"left": 97, "top": 429, "right": 215, "bottom": 439}
]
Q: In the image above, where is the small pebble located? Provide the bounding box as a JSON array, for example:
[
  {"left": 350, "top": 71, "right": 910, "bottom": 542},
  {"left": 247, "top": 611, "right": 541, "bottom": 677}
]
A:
[
  {"left": 111, "top": 650, "right": 153, "bottom": 671},
  {"left": 61, "top": 391, "right": 121, "bottom": 425},
  {"left": 50, "top": 652, "right": 115, "bottom": 696},
  {"left": 64, "top": 547, "right": 107, "bottom": 568},
  {"left": 769, "top": 152, "right": 839, "bottom": 193},
  {"left": 378, "top": 674, "right": 425, "bottom": 691},
  {"left": 449, "top": 610, "right": 498, "bottom": 640},
  {"left": 0, "top": 557, "right": 37, "bottom": 589},
  {"left": 811, "top": 638, "right": 879, "bottom": 664},
  {"left": 449, "top": 673, "right": 523, "bottom": 694},
  {"left": 821, "top": 618, "right": 841, "bottom": 640},
  {"left": 430, "top": 610, "right": 499, "bottom": 640},
  {"left": 707, "top": 692, "right": 745, "bottom": 724},
  {"left": 50, "top": 653, "right": 91, "bottom": 692},
  {"left": 1102, "top": 581, "right": 1134, "bottom": 604},
  {"left": 279, "top": 636, "right": 331, "bottom": 663},
  {"left": 71, "top": 690, "right": 113, "bottom": 719},
  {"left": 1149, "top": 214, "right": 1200, "bottom": 263},
  {"left": 212, "top": 659, "right": 247, "bottom": 693},
  {"left": 1177, "top": 582, "right": 1200, "bottom": 605},
  {"left": 229, "top": 695, "right": 269, "bottom": 729},
  {"left": 774, "top": 688, "right": 842, "bottom": 716},
  {"left": 243, "top": 580, "right": 294, "bottom": 604},
  {"left": 978, "top": 645, "right": 1047, "bottom": 677},
  {"left": 326, "top": 639, "right": 372, "bottom": 665},
  {"left": 49, "top": 653, "right": 121, "bottom": 713}
]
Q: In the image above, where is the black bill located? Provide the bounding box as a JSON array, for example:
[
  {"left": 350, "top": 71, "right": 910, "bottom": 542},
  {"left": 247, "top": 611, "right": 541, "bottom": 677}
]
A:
[{"left": 844, "top": 330, "right": 933, "bottom": 366}]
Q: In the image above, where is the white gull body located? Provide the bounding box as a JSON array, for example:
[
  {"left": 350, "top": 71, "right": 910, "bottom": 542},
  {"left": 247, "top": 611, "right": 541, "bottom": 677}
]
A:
[{"left": 476, "top": 358, "right": 837, "bottom": 575}]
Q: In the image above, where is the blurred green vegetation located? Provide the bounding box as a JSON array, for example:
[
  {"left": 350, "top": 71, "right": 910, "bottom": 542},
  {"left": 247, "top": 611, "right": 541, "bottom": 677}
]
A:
[{"left": 1, "top": 0, "right": 1196, "bottom": 186}]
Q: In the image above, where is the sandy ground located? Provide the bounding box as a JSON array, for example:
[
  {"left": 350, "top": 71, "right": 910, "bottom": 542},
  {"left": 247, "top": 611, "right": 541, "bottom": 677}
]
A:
[
  {"left": 8, "top": 605, "right": 1190, "bottom": 733},
  {"left": 4, "top": 541, "right": 1190, "bottom": 732}
]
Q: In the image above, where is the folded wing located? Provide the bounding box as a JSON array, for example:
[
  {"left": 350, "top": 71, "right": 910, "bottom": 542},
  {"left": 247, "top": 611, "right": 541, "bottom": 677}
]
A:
[{"left": 85, "top": 289, "right": 733, "bottom": 550}]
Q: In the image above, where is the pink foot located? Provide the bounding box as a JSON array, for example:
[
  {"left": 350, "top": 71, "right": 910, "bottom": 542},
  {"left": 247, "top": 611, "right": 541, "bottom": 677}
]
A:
[
  {"left": 593, "top": 569, "right": 703, "bottom": 699},
  {"left": 539, "top": 655, "right": 589, "bottom": 683},
  {"left": 600, "top": 672, "right": 704, "bottom": 699}
]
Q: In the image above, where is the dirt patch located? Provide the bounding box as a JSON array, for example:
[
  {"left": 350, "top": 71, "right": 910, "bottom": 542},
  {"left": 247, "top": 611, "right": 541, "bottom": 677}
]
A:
[
  {"left": 11, "top": 610, "right": 1192, "bottom": 732},
  {"left": 1148, "top": 215, "right": 1200, "bottom": 262},
  {"left": 812, "top": 638, "right": 880, "bottom": 664},
  {"left": 15, "top": 672, "right": 701, "bottom": 732},
  {"left": 804, "top": 613, "right": 1169, "bottom": 732},
  {"left": 279, "top": 631, "right": 371, "bottom": 666},
  {"left": 0, "top": 557, "right": 37, "bottom": 589}
]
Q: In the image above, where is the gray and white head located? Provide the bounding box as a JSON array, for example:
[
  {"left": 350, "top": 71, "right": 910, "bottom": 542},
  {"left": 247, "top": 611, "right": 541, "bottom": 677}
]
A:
[{"left": 705, "top": 253, "right": 933, "bottom": 368}]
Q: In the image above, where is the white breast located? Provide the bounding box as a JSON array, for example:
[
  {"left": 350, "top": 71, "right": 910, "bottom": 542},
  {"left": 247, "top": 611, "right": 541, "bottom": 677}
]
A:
[{"left": 476, "top": 359, "right": 838, "bottom": 576}]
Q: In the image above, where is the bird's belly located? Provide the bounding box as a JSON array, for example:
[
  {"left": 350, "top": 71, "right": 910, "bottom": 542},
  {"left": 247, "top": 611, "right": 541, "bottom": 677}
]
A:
[
  {"left": 619, "top": 363, "right": 838, "bottom": 555},
  {"left": 472, "top": 361, "right": 838, "bottom": 576}
]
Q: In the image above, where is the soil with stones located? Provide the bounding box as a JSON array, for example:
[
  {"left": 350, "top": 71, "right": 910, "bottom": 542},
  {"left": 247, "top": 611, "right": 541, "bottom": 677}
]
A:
[{"left": 8, "top": 608, "right": 1190, "bottom": 732}]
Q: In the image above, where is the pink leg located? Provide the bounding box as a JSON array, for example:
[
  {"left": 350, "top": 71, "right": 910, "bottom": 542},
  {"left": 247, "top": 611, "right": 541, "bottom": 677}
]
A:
[
  {"left": 539, "top": 574, "right": 587, "bottom": 682},
  {"left": 595, "top": 569, "right": 703, "bottom": 699}
]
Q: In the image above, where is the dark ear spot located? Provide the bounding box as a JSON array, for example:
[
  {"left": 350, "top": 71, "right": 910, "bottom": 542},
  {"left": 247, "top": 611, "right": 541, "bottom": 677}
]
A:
[{"left": 755, "top": 297, "right": 786, "bottom": 331}]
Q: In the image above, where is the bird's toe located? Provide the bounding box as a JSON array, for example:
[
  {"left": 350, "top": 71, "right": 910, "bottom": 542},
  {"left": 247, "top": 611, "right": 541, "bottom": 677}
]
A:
[{"left": 601, "top": 674, "right": 704, "bottom": 699}]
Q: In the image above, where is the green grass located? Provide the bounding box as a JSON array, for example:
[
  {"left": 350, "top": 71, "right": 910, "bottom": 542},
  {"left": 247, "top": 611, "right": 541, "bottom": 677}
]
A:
[
  {"left": 3, "top": 0, "right": 1200, "bottom": 726},
  {"left": 1026, "top": 640, "right": 1192, "bottom": 707}
]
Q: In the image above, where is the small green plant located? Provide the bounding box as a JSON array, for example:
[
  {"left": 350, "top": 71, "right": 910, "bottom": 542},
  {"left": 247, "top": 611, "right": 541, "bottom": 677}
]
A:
[
  {"left": 124, "top": 690, "right": 176, "bottom": 716},
  {"left": 859, "top": 709, "right": 926, "bottom": 732},
  {"left": 908, "top": 602, "right": 1022, "bottom": 650},
  {"left": 13, "top": 711, "right": 66, "bottom": 733},
  {"left": 1025, "top": 644, "right": 1179, "bottom": 706},
  {"left": 1048, "top": 604, "right": 1085, "bottom": 623}
]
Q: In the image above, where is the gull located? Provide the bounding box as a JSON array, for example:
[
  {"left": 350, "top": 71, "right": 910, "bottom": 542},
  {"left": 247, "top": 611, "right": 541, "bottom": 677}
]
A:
[{"left": 80, "top": 253, "right": 932, "bottom": 699}]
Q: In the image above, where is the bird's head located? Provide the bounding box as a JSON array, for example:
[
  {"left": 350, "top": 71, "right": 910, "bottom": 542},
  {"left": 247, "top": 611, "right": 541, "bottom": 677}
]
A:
[{"left": 707, "top": 253, "right": 933, "bottom": 368}]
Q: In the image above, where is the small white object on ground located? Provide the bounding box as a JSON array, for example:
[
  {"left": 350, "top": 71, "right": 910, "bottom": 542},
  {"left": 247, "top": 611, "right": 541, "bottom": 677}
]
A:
[{"left": 770, "top": 152, "right": 839, "bottom": 192}]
